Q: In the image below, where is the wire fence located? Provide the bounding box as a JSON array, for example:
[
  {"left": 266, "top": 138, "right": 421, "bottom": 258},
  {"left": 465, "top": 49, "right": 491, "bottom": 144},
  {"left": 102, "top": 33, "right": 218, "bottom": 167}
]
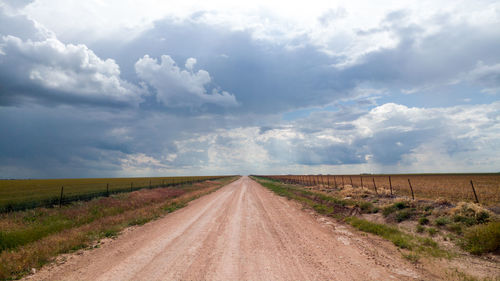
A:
[
  {"left": 0, "top": 176, "right": 230, "bottom": 212},
  {"left": 254, "top": 174, "right": 500, "bottom": 205}
]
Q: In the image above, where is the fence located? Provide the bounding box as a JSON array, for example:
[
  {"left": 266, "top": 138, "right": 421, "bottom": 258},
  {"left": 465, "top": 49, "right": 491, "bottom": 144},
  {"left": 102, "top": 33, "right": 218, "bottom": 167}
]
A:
[
  {"left": 0, "top": 176, "right": 230, "bottom": 212},
  {"left": 254, "top": 174, "right": 500, "bottom": 205}
]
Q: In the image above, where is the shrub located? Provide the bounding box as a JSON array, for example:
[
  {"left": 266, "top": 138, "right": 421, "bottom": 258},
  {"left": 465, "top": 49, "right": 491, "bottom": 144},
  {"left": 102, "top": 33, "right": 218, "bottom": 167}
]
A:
[
  {"left": 427, "top": 227, "right": 438, "bottom": 236},
  {"left": 358, "top": 202, "right": 377, "bottom": 213},
  {"left": 416, "top": 225, "right": 425, "bottom": 233},
  {"left": 453, "top": 215, "right": 476, "bottom": 226},
  {"left": 418, "top": 217, "right": 429, "bottom": 225},
  {"left": 435, "top": 216, "right": 451, "bottom": 226},
  {"left": 395, "top": 209, "right": 415, "bottom": 222},
  {"left": 383, "top": 201, "right": 409, "bottom": 216},
  {"left": 462, "top": 222, "right": 500, "bottom": 254}
]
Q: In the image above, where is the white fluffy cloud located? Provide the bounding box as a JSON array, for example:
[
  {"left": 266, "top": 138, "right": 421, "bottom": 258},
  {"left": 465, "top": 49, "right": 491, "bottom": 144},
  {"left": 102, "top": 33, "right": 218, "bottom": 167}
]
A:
[
  {"left": 135, "top": 54, "right": 237, "bottom": 107},
  {"left": 0, "top": 5, "right": 143, "bottom": 106}
]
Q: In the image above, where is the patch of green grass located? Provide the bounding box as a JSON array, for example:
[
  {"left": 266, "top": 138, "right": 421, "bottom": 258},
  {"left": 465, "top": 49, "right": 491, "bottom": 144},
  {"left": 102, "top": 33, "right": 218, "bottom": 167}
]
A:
[
  {"left": 162, "top": 201, "right": 187, "bottom": 213},
  {"left": 462, "top": 221, "right": 500, "bottom": 255},
  {"left": 345, "top": 217, "right": 413, "bottom": 249}
]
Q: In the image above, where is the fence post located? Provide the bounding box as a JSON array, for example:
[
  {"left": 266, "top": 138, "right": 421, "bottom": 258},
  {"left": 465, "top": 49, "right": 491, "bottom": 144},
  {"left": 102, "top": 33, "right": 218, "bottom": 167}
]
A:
[
  {"left": 106, "top": 183, "right": 109, "bottom": 197},
  {"left": 131, "top": 182, "right": 133, "bottom": 192},
  {"left": 334, "top": 176, "right": 337, "bottom": 188},
  {"left": 470, "top": 180, "right": 479, "bottom": 204},
  {"left": 389, "top": 176, "right": 393, "bottom": 196},
  {"left": 59, "top": 186, "right": 64, "bottom": 208},
  {"left": 149, "top": 180, "right": 152, "bottom": 188},
  {"left": 341, "top": 176, "right": 344, "bottom": 188},
  {"left": 372, "top": 177, "right": 378, "bottom": 194},
  {"left": 327, "top": 175, "right": 330, "bottom": 187},
  {"left": 350, "top": 176, "right": 353, "bottom": 187},
  {"left": 407, "top": 179, "right": 415, "bottom": 200},
  {"left": 360, "top": 176, "right": 363, "bottom": 188}
]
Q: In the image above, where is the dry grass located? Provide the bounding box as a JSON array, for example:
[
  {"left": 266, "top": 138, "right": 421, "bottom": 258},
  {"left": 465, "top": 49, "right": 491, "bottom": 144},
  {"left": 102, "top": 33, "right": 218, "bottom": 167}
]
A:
[
  {"left": 266, "top": 174, "right": 500, "bottom": 205},
  {"left": 0, "top": 177, "right": 238, "bottom": 280}
]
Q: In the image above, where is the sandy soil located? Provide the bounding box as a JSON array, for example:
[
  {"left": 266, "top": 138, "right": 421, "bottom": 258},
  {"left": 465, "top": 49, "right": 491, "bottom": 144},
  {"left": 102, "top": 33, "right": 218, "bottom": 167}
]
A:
[{"left": 25, "top": 176, "right": 432, "bottom": 280}]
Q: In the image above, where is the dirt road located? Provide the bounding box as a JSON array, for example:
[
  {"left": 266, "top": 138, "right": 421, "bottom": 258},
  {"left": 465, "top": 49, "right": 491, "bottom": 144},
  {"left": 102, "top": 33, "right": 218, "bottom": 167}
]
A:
[{"left": 27, "top": 176, "right": 425, "bottom": 280}]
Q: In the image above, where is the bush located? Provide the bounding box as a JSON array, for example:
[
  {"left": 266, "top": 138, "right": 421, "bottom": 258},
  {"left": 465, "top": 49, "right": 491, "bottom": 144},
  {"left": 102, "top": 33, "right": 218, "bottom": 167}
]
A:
[
  {"left": 435, "top": 216, "right": 451, "bottom": 226},
  {"left": 383, "top": 201, "right": 409, "bottom": 216},
  {"left": 358, "top": 202, "right": 377, "bottom": 213},
  {"left": 453, "top": 215, "right": 477, "bottom": 226},
  {"left": 418, "top": 217, "right": 429, "bottom": 225},
  {"left": 395, "top": 209, "right": 415, "bottom": 222},
  {"left": 416, "top": 225, "right": 425, "bottom": 233},
  {"left": 427, "top": 227, "right": 438, "bottom": 236},
  {"left": 462, "top": 222, "right": 500, "bottom": 254}
]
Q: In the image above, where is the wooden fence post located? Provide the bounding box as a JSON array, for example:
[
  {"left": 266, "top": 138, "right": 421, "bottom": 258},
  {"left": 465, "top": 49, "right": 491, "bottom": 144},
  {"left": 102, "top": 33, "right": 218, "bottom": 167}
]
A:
[
  {"left": 334, "top": 176, "right": 337, "bottom": 188},
  {"left": 106, "top": 183, "right": 109, "bottom": 197},
  {"left": 372, "top": 177, "right": 378, "bottom": 194},
  {"left": 59, "top": 186, "right": 64, "bottom": 208},
  {"left": 360, "top": 176, "right": 363, "bottom": 188},
  {"left": 350, "top": 176, "right": 353, "bottom": 187},
  {"left": 407, "top": 179, "right": 415, "bottom": 200},
  {"left": 341, "top": 176, "right": 344, "bottom": 188},
  {"left": 131, "top": 182, "right": 133, "bottom": 192},
  {"left": 389, "top": 176, "right": 393, "bottom": 196},
  {"left": 470, "top": 180, "right": 479, "bottom": 204}
]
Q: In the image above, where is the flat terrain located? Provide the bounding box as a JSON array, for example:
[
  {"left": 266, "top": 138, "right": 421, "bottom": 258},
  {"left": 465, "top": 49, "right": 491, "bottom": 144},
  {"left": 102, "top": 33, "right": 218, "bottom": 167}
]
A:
[{"left": 26, "top": 176, "right": 428, "bottom": 280}]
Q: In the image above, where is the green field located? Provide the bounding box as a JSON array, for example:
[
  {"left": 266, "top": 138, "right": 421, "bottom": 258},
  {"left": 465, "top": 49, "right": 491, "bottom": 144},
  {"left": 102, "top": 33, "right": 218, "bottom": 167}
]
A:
[{"left": 0, "top": 176, "right": 229, "bottom": 212}]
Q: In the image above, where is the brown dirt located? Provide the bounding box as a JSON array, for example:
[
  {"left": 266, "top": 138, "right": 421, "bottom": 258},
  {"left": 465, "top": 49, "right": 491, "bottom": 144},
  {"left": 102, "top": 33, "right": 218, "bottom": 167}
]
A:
[{"left": 24, "top": 176, "right": 435, "bottom": 280}]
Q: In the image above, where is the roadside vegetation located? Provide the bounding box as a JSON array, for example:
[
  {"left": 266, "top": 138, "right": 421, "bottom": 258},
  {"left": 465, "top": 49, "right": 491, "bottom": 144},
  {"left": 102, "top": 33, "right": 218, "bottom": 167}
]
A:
[
  {"left": 0, "top": 176, "right": 238, "bottom": 280},
  {"left": 252, "top": 176, "right": 500, "bottom": 279}
]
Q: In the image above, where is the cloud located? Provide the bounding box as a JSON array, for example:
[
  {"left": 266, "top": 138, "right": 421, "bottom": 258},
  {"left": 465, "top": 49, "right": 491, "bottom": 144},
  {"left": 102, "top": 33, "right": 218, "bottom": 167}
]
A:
[
  {"left": 0, "top": 6, "right": 143, "bottom": 107},
  {"left": 467, "top": 61, "right": 500, "bottom": 94},
  {"left": 135, "top": 54, "right": 238, "bottom": 107}
]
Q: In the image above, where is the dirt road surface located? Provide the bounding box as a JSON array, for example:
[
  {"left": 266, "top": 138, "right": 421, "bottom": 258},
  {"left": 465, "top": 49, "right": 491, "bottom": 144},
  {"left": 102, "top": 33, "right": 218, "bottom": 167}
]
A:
[{"left": 26, "top": 176, "right": 427, "bottom": 280}]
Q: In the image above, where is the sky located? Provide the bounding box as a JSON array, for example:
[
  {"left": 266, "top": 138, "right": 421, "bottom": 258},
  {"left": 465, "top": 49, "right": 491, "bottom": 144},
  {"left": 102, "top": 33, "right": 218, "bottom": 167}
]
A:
[{"left": 0, "top": 0, "right": 499, "bottom": 178}]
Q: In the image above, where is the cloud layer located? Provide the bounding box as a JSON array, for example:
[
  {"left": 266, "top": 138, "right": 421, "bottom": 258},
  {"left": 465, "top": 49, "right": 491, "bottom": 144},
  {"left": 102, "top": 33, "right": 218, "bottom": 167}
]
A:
[{"left": 0, "top": 0, "right": 499, "bottom": 177}]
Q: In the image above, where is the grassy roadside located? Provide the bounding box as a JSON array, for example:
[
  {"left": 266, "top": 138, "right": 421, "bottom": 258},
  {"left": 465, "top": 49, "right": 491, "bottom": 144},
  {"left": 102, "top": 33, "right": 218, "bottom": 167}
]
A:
[
  {"left": 251, "top": 176, "right": 452, "bottom": 259},
  {"left": 0, "top": 176, "right": 239, "bottom": 280}
]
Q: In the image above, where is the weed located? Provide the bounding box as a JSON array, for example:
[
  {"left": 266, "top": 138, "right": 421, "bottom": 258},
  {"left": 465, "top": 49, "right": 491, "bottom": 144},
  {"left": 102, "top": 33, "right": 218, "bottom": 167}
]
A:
[{"left": 395, "top": 208, "right": 415, "bottom": 222}]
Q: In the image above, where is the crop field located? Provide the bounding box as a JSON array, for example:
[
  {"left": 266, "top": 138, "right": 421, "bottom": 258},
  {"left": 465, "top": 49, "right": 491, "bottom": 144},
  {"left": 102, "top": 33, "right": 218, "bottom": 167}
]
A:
[
  {"left": 260, "top": 174, "right": 500, "bottom": 205},
  {"left": 0, "top": 176, "right": 229, "bottom": 212}
]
